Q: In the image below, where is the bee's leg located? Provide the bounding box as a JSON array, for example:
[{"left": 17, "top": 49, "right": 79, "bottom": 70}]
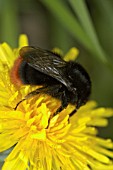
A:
[
  {"left": 24, "top": 86, "right": 48, "bottom": 99},
  {"left": 54, "top": 90, "right": 68, "bottom": 114},
  {"left": 69, "top": 109, "right": 77, "bottom": 116},
  {"left": 56, "top": 89, "right": 77, "bottom": 117},
  {"left": 14, "top": 84, "right": 62, "bottom": 110},
  {"left": 14, "top": 99, "right": 26, "bottom": 110},
  {"left": 25, "top": 84, "right": 63, "bottom": 99},
  {"left": 69, "top": 99, "right": 82, "bottom": 117},
  {"left": 14, "top": 86, "right": 47, "bottom": 110},
  {"left": 30, "top": 84, "right": 67, "bottom": 115}
]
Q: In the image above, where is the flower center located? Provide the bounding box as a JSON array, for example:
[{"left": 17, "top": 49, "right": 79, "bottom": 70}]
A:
[{"left": 25, "top": 103, "right": 50, "bottom": 140}]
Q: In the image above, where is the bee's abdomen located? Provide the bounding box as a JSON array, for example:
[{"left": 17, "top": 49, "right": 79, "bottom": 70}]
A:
[{"left": 19, "top": 61, "right": 59, "bottom": 86}]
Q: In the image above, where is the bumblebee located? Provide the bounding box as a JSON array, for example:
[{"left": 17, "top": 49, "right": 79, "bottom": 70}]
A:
[{"left": 10, "top": 46, "right": 91, "bottom": 113}]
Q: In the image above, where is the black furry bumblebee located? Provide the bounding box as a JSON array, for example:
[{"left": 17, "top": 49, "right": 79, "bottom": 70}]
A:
[{"left": 10, "top": 46, "right": 91, "bottom": 113}]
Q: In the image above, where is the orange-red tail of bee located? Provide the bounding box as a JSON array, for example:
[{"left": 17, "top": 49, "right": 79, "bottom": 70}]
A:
[{"left": 10, "top": 56, "right": 23, "bottom": 86}]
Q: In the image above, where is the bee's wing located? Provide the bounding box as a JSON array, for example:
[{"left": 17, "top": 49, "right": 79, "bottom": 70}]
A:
[{"left": 19, "top": 46, "right": 72, "bottom": 88}]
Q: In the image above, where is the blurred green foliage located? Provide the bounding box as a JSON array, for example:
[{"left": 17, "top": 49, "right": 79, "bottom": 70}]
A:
[{"left": 0, "top": 0, "right": 113, "bottom": 140}]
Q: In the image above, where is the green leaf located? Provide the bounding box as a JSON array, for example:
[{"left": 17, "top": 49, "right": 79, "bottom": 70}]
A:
[
  {"left": 69, "top": 0, "right": 108, "bottom": 64},
  {"left": 41, "top": 0, "right": 94, "bottom": 52}
]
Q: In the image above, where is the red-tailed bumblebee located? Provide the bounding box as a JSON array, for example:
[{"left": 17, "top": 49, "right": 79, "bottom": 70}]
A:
[{"left": 10, "top": 46, "right": 91, "bottom": 113}]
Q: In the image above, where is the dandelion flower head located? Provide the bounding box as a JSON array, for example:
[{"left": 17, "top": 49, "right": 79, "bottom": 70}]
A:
[{"left": 0, "top": 35, "right": 113, "bottom": 170}]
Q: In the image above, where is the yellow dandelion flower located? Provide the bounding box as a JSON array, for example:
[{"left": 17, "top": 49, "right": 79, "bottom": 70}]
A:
[{"left": 0, "top": 35, "right": 113, "bottom": 170}]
